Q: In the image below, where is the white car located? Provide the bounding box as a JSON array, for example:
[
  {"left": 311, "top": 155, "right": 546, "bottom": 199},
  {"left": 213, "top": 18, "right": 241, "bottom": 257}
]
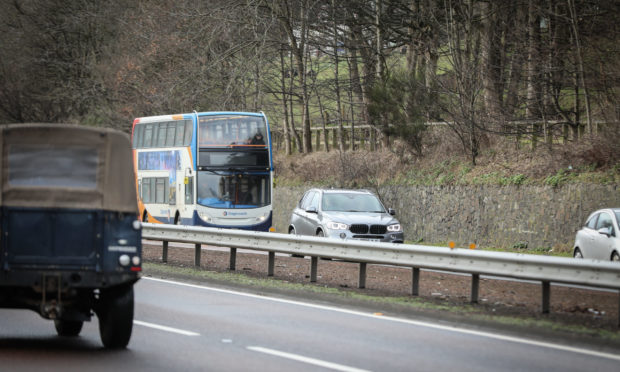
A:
[{"left": 573, "top": 208, "right": 620, "bottom": 261}]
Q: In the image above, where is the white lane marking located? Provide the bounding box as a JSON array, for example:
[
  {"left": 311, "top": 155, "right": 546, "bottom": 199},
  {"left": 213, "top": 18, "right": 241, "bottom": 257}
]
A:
[
  {"left": 248, "top": 346, "right": 371, "bottom": 372},
  {"left": 134, "top": 320, "right": 200, "bottom": 336},
  {"left": 142, "top": 277, "right": 620, "bottom": 362}
]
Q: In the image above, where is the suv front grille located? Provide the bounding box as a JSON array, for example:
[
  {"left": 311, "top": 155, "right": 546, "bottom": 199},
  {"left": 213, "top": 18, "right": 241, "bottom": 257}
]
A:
[
  {"left": 349, "top": 224, "right": 387, "bottom": 235},
  {"left": 370, "top": 225, "right": 387, "bottom": 234},
  {"left": 349, "top": 224, "right": 369, "bottom": 234}
]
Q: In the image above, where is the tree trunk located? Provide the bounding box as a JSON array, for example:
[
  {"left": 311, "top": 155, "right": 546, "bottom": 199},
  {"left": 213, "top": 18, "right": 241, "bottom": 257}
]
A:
[
  {"left": 279, "top": 48, "right": 292, "bottom": 155},
  {"left": 567, "top": 0, "right": 593, "bottom": 134},
  {"left": 526, "top": 0, "right": 542, "bottom": 149},
  {"left": 481, "top": 1, "right": 502, "bottom": 125},
  {"left": 272, "top": 0, "right": 311, "bottom": 153},
  {"left": 332, "top": 0, "right": 344, "bottom": 152}
]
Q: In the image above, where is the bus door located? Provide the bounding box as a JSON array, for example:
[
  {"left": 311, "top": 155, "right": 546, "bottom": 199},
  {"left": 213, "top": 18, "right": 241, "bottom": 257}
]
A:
[{"left": 184, "top": 167, "right": 194, "bottom": 207}]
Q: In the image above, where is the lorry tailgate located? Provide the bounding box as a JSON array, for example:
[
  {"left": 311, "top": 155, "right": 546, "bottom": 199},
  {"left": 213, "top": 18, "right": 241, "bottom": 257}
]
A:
[{"left": 3, "top": 209, "right": 99, "bottom": 269}]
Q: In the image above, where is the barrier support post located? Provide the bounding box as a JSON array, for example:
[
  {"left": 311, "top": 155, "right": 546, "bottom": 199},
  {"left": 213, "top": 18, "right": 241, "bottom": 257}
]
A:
[
  {"left": 412, "top": 268, "right": 420, "bottom": 296},
  {"left": 542, "top": 281, "right": 550, "bottom": 313},
  {"left": 268, "top": 252, "right": 275, "bottom": 276},
  {"left": 359, "top": 263, "right": 367, "bottom": 289},
  {"left": 471, "top": 274, "right": 479, "bottom": 303},
  {"left": 229, "top": 248, "right": 237, "bottom": 271},
  {"left": 162, "top": 241, "right": 168, "bottom": 263},
  {"left": 310, "top": 257, "right": 318, "bottom": 282},
  {"left": 194, "top": 244, "right": 201, "bottom": 267}
]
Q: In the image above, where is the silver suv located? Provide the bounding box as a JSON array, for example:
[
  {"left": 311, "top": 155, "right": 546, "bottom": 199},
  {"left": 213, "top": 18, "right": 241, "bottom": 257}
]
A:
[{"left": 288, "top": 188, "right": 404, "bottom": 243}]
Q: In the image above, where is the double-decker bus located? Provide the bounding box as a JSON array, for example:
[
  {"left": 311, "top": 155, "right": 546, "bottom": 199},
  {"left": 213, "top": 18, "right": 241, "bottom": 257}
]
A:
[{"left": 131, "top": 111, "right": 273, "bottom": 231}]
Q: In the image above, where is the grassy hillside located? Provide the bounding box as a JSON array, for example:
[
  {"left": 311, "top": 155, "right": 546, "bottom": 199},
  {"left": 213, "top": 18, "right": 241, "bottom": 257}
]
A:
[{"left": 273, "top": 131, "right": 620, "bottom": 188}]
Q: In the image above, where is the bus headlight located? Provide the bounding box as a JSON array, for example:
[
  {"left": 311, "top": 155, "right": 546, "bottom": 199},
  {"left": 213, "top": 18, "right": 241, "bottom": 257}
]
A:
[
  {"left": 198, "top": 212, "right": 212, "bottom": 223},
  {"left": 255, "top": 214, "right": 267, "bottom": 222}
]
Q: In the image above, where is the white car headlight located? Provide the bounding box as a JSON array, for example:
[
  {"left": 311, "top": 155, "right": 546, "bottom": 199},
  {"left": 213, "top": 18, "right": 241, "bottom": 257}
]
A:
[
  {"left": 387, "top": 224, "right": 402, "bottom": 232},
  {"left": 327, "top": 221, "right": 349, "bottom": 230}
]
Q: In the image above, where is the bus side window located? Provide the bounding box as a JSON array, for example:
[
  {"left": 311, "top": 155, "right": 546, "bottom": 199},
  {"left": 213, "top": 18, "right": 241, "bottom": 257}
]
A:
[
  {"left": 183, "top": 120, "right": 192, "bottom": 146},
  {"left": 174, "top": 121, "right": 185, "bottom": 147},
  {"left": 165, "top": 122, "right": 176, "bottom": 147},
  {"left": 144, "top": 124, "right": 154, "bottom": 148},
  {"left": 156, "top": 123, "right": 166, "bottom": 147},
  {"left": 185, "top": 177, "right": 193, "bottom": 204},
  {"left": 156, "top": 178, "right": 165, "bottom": 203},
  {"left": 133, "top": 125, "right": 144, "bottom": 148},
  {"left": 142, "top": 178, "right": 151, "bottom": 203}
]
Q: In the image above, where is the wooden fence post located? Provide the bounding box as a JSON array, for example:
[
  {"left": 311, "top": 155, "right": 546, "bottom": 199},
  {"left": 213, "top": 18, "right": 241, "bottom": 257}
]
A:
[{"left": 315, "top": 129, "right": 321, "bottom": 150}]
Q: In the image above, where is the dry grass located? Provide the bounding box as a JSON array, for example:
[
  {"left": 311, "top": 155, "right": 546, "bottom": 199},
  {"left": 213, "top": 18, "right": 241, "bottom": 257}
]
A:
[{"left": 274, "top": 130, "right": 620, "bottom": 187}]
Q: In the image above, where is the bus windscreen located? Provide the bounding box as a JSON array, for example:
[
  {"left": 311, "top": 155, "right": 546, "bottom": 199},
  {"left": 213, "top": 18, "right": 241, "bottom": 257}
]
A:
[{"left": 198, "top": 115, "right": 267, "bottom": 147}]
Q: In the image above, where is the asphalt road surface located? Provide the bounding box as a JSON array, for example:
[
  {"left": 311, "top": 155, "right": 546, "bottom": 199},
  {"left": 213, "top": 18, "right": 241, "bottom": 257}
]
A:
[{"left": 0, "top": 277, "right": 618, "bottom": 371}]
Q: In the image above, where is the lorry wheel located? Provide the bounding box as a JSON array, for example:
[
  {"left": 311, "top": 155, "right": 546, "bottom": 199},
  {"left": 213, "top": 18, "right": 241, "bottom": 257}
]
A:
[
  {"left": 98, "top": 285, "right": 134, "bottom": 349},
  {"left": 54, "top": 320, "right": 83, "bottom": 337}
]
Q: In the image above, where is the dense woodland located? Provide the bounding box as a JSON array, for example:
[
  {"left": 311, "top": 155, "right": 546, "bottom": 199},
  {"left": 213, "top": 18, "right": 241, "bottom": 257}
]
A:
[{"left": 0, "top": 0, "right": 619, "bottom": 174}]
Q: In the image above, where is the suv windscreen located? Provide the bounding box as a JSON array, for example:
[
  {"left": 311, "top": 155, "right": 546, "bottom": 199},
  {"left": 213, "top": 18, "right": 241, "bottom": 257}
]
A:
[{"left": 321, "top": 193, "right": 385, "bottom": 213}]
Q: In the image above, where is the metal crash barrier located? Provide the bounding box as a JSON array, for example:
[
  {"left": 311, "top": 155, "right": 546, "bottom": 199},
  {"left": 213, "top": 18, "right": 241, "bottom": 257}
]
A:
[{"left": 141, "top": 223, "right": 620, "bottom": 326}]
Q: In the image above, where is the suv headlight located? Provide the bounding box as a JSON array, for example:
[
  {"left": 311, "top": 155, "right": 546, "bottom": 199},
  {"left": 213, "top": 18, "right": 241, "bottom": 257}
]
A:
[
  {"left": 327, "top": 221, "right": 349, "bottom": 230},
  {"left": 387, "top": 224, "right": 402, "bottom": 232}
]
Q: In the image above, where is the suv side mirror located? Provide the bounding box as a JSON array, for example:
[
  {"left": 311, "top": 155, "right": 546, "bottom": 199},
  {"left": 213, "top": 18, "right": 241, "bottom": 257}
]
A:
[
  {"left": 388, "top": 208, "right": 396, "bottom": 216},
  {"left": 306, "top": 206, "right": 318, "bottom": 214}
]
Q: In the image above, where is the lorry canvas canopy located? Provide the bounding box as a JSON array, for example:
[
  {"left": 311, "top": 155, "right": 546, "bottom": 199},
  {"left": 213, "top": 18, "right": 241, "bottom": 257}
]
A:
[{"left": 0, "top": 124, "right": 137, "bottom": 213}]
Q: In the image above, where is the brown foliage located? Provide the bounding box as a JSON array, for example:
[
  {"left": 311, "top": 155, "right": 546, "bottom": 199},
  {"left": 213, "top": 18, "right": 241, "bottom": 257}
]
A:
[{"left": 274, "top": 149, "right": 403, "bottom": 188}]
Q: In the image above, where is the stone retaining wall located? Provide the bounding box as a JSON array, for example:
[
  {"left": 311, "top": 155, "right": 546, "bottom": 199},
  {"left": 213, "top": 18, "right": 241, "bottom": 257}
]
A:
[{"left": 273, "top": 184, "right": 620, "bottom": 251}]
